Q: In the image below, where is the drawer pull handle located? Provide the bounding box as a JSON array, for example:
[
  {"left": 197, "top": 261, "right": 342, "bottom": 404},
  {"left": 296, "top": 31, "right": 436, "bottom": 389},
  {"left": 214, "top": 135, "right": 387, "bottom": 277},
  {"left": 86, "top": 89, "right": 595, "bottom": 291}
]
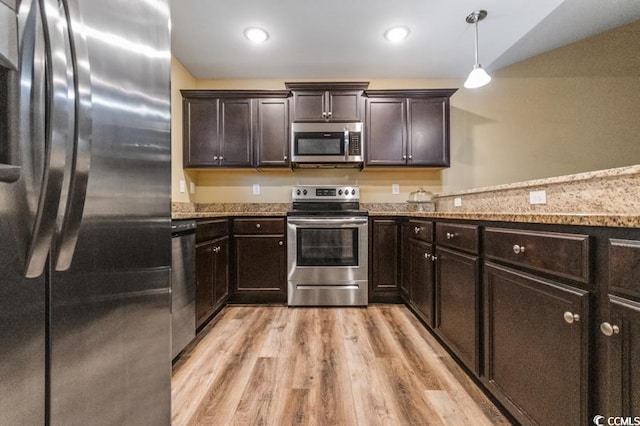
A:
[
  {"left": 601, "top": 322, "right": 620, "bottom": 336},
  {"left": 513, "top": 244, "right": 526, "bottom": 254},
  {"left": 446, "top": 232, "right": 456, "bottom": 240},
  {"left": 256, "top": 223, "right": 261, "bottom": 229},
  {"left": 278, "top": 241, "right": 283, "bottom": 246},
  {"left": 414, "top": 227, "right": 421, "bottom": 234},
  {"left": 424, "top": 253, "right": 430, "bottom": 260},
  {"left": 563, "top": 311, "right": 580, "bottom": 324},
  {"left": 431, "top": 255, "right": 437, "bottom": 261},
  {"left": 213, "top": 246, "right": 221, "bottom": 253}
]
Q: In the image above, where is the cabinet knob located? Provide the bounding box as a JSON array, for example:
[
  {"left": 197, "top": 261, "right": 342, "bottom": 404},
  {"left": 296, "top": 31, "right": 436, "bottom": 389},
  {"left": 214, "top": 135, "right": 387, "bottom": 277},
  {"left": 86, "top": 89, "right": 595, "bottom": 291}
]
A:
[
  {"left": 327, "top": 111, "right": 332, "bottom": 117},
  {"left": 256, "top": 223, "right": 261, "bottom": 229},
  {"left": 600, "top": 322, "right": 620, "bottom": 336},
  {"left": 278, "top": 241, "right": 283, "bottom": 246},
  {"left": 446, "top": 232, "right": 456, "bottom": 240},
  {"left": 213, "top": 246, "right": 220, "bottom": 253},
  {"left": 513, "top": 244, "right": 526, "bottom": 254},
  {"left": 402, "top": 155, "right": 407, "bottom": 160},
  {"left": 284, "top": 155, "right": 288, "bottom": 160},
  {"left": 431, "top": 255, "right": 437, "bottom": 261},
  {"left": 213, "top": 155, "right": 218, "bottom": 160},
  {"left": 563, "top": 311, "right": 580, "bottom": 324},
  {"left": 424, "top": 252, "right": 430, "bottom": 260},
  {"left": 408, "top": 154, "right": 413, "bottom": 160},
  {"left": 220, "top": 156, "right": 224, "bottom": 161},
  {"left": 414, "top": 227, "right": 421, "bottom": 234}
]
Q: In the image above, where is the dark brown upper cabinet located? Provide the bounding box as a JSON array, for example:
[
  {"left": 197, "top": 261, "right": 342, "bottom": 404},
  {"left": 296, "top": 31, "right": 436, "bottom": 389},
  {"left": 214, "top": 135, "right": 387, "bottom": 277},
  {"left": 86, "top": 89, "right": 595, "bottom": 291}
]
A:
[
  {"left": 364, "top": 89, "right": 457, "bottom": 167},
  {"left": 286, "top": 82, "right": 368, "bottom": 122},
  {"left": 181, "top": 90, "right": 291, "bottom": 168}
]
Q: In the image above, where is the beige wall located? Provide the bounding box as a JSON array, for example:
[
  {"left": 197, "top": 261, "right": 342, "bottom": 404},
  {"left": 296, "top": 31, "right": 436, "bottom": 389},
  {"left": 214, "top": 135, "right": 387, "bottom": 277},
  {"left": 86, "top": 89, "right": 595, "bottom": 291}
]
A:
[
  {"left": 171, "top": 56, "right": 197, "bottom": 202},
  {"left": 171, "top": 20, "right": 640, "bottom": 203}
]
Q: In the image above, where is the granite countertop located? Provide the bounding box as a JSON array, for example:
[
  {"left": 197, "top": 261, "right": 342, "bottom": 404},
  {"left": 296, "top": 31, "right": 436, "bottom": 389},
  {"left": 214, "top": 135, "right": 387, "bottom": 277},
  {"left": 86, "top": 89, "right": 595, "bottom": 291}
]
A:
[
  {"left": 173, "top": 209, "right": 640, "bottom": 228},
  {"left": 367, "top": 211, "right": 640, "bottom": 228}
]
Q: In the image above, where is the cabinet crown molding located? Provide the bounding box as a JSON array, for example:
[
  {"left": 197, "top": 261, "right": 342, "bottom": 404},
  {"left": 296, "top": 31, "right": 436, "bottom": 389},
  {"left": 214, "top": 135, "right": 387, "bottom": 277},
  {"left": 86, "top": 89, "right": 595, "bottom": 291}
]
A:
[
  {"left": 180, "top": 89, "right": 291, "bottom": 99},
  {"left": 364, "top": 88, "right": 458, "bottom": 98},
  {"left": 285, "top": 81, "right": 370, "bottom": 91}
]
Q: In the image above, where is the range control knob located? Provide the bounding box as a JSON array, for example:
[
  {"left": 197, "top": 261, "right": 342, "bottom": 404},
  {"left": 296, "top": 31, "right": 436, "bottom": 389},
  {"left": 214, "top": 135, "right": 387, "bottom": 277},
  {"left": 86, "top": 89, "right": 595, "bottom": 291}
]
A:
[
  {"left": 338, "top": 189, "right": 343, "bottom": 195},
  {"left": 352, "top": 189, "right": 356, "bottom": 195},
  {"left": 303, "top": 189, "right": 308, "bottom": 195},
  {"left": 296, "top": 189, "right": 301, "bottom": 195}
]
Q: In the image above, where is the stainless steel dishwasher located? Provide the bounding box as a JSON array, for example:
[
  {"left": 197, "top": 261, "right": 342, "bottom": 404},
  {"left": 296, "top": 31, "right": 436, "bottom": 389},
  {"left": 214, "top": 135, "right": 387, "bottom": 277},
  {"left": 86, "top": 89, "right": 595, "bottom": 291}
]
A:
[{"left": 171, "top": 220, "right": 197, "bottom": 360}]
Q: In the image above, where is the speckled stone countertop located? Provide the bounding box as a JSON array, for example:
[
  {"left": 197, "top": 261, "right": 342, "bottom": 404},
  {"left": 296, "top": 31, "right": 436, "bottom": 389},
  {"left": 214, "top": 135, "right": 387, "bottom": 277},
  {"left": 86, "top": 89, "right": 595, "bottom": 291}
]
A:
[
  {"left": 367, "top": 211, "right": 640, "bottom": 228},
  {"left": 172, "top": 202, "right": 640, "bottom": 228}
]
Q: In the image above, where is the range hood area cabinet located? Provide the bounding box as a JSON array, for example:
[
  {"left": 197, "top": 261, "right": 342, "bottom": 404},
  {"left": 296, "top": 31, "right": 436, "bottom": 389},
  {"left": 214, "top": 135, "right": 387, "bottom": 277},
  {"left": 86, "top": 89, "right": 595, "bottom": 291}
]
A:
[
  {"left": 181, "top": 90, "right": 291, "bottom": 168},
  {"left": 364, "top": 89, "right": 457, "bottom": 167},
  {"left": 285, "top": 82, "right": 369, "bottom": 122}
]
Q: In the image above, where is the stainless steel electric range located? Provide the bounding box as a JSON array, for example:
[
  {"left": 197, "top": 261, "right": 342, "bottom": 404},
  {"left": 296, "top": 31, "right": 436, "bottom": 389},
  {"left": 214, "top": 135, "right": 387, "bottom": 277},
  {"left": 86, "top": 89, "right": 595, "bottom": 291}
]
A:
[{"left": 287, "top": 185, "right": 368, "bottom": 306}]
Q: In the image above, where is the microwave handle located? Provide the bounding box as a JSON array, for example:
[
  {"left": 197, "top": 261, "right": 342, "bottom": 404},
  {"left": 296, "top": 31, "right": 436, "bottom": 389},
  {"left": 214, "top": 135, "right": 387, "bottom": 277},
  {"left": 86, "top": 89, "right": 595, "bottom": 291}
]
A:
[{"left": 344, "top": 127, "right": 349, "bottom": 159}]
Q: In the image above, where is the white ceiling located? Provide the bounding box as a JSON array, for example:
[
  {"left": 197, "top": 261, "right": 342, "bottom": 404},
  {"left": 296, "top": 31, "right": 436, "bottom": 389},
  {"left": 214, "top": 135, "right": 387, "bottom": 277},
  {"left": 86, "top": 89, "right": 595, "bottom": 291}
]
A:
[{"left": 170, "top": 0, "right": 640, "bottom": 80}]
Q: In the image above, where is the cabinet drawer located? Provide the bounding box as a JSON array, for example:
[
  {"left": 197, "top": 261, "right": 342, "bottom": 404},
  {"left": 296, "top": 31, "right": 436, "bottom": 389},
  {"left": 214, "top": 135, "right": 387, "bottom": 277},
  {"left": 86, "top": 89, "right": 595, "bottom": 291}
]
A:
[
  {"left": 609, "top": 239, "right": 640, "bottom": 300},
  {"left": 233, "top": 217, "right": 285, "bottom": 234},
  {"left": 408, "top": 220, "right": 433, "bottom": 242},
  {"left": 484, "top": 228, "right": 590, "bottom": 283},
  {"left": 196, "top": 219, "right": 228, "bottom": 243},
  {"left": 435, "top": 222, "right": 479, "bottom": 254}
]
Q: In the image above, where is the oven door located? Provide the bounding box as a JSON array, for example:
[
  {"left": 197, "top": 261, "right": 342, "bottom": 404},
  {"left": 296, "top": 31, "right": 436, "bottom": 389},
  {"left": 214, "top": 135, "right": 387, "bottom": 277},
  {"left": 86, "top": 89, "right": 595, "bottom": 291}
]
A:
[{"left": 287, "top": 216, "right": 368, "bottom": 306}]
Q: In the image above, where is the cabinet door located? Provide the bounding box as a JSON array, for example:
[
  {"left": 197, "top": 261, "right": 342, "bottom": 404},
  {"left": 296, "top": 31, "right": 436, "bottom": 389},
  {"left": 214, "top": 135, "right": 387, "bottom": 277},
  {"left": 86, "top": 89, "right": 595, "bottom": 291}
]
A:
[
  {"left": 407, "top": 98, "right": 449, "bottom": 166},
  {"left": 399, "top": 221, "right": 411, "bottom": 301},
  {"left": 435, "top": 246, "right": 480, "bottom": 374},
  {"left": 291, "top": 91, "right": 325, "bottom": 121},
  {"left": 234, "top": 235, "right": 286, "bottom": 302},
  {"left": 602, "top": 296, "right": 640, "bottom": 418},
  {"left": 371, "top": 219, "right": 399, "bottom": 295},
  {"left": 219, "top": 98, "right": 253, "bottom": 166},
  {"left": 484, "top": 262, "right": 589, "bottom": 426},
  {"left": 327, "top": 90, "right": 361, "bottom": 121},
  {"left": 195, "top": 243, "right": 214, "bottom": 327},
  {"left": 213, "top": 236, "right": 229, "bottom": 308},
  {"left": 409, "top": 239, "right": 435, "bottom": 327},
  {"left": 255, "top": 99, "right": 289, "bottom": 167},
  {"left": 365, "top": 98, "right": 406, "bottom": 166},
  {"left": 183, "top": 98, "right": 218, "bottom": 167}
]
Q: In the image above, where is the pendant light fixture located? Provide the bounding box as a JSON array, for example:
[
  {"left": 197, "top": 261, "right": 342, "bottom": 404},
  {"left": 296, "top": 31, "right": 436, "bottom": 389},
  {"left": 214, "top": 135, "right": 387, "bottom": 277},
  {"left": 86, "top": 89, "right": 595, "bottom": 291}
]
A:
[{"left": 464, "top": 10, "right": 491, "bottom": 89}]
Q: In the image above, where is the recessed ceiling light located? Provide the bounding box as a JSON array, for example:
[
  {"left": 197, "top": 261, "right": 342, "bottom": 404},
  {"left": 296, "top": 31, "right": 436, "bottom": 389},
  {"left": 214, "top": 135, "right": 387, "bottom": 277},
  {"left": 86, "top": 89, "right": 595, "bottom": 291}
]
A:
[
  {"left": 384, "top": 26, "right": 410, "bottom": 42},
  {"left": 244, "top": 27, "right": 269, "bottom": 43}
]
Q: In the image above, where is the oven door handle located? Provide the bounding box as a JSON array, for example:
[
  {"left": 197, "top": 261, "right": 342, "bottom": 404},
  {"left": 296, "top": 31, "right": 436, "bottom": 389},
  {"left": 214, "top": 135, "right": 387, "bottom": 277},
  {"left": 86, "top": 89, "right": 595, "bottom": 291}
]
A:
[{"left": 287, "top": 217, "right": 368, "bottom": 226}]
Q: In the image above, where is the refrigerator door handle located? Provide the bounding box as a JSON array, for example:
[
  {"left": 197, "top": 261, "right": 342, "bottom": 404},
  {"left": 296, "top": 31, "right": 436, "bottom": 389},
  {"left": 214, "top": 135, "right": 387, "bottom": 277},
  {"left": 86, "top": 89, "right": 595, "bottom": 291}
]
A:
[
  {"left": 24, "top": 0, "right": 70, "bottom": 278},
  {"left": 0, "top": 1, "right": 21, "bottom": 183},
  {"left": 54, "top": 0, "right": 92, "bottom": 271}
]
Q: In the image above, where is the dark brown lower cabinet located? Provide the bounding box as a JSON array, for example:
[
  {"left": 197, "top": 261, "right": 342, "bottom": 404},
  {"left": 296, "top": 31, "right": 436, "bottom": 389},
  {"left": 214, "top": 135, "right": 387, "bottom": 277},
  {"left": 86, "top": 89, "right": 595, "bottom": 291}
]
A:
[
  {"left": 195, "top": 236, "right": 229, "bottom": 328},
  {"left": 233, "top": 234, "right": 286, "bottom": 303},
  {"left": 409, "top": 239, "right": 435, "bottom": 327},
  {"left": 483, "top": 262, "right": 589, "bottom": 426},
  {"left": 602, "top": 296, "right": 640, "bottom": 418},
  {"left": 370, "top": 218, "right": 401, "bottom": 302},
  {"left": 435, "top": 246, "right": 480, "bottom": 375}
]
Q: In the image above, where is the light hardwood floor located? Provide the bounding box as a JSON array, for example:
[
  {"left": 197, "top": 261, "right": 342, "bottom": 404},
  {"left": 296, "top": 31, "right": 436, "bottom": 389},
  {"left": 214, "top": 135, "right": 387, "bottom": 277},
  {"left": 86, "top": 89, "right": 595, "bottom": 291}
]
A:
[{"left": 172, "top": 305, "right": 512, "bottom": 425}]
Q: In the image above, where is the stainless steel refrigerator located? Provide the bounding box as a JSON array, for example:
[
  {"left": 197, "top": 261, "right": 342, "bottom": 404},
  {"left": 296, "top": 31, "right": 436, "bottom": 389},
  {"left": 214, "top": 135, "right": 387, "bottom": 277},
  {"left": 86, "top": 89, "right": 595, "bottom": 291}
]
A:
[{"left": 0, "top": 0, "right": 171, "bottom": 424}]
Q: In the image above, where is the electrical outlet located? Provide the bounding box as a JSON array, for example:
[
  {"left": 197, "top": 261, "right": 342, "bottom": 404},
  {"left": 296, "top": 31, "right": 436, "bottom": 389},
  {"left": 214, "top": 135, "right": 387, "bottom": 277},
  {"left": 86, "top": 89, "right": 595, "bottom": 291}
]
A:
[
  {"left": 454, "top": 197, "right": 462, "bottom": 207},
  {"left": 392, "top": 184, "right": 400, "bottom": 195},
  {"left": 529, "top": 190, "right": 547, "bottom": 205},
  {"left": 253, "top": 184, "right": 261, "bottom": 195},
  {"left": 179, "top": 180, "right": 186, "bottom": 193},
  {"left": 189, "top": 182, "right": 195, "bottom": 194}
]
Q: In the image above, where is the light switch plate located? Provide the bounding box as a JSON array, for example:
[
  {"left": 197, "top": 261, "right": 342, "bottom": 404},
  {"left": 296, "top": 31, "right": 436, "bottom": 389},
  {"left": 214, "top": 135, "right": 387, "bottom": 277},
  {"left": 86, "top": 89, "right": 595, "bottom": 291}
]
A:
[
  {"left": 253, "top": 184, "right": 260, "bottom": 195},
  {"left": 392, "top": 184, "right": 400, "bottom": 195},
  {"left": 179, "top": 180, "right": 186, "bottom": 193},
  {"left": 529, "top": 190, "right": 547, "bottom": 205},
  {"left": 454, "top": 197, "right": 462, "bottom": 207},
  {"left": 189, "top": 182, "right": 195, "bottom": 194}
]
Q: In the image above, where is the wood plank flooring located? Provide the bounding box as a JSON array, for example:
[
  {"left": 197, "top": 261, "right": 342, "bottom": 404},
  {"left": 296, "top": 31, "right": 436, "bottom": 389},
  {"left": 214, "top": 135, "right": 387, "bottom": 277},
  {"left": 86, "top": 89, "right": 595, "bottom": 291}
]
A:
[{"left": 172, "top": 305, "right": 511, "bottom": 425}]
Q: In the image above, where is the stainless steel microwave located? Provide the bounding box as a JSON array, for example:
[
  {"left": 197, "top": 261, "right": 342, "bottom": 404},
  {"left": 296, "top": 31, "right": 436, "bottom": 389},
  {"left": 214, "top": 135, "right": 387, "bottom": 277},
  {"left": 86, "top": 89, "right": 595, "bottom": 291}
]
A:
[{"left": 290, "top": 122, "right": 364, "bottom": 167}]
